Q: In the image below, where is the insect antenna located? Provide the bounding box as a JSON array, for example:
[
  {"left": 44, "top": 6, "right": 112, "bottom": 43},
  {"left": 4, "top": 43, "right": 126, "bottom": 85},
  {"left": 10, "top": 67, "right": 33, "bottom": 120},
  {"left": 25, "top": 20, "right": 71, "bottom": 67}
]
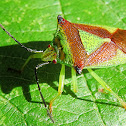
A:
[
  {"left": 0, "top": 24, "right": 54, "bottom": 122},
  {"left": 35, "top": 62, "right": 54, "bottom": 123},
  {"left": 0, "top": 24, "right": 43, "bottom": 53}
]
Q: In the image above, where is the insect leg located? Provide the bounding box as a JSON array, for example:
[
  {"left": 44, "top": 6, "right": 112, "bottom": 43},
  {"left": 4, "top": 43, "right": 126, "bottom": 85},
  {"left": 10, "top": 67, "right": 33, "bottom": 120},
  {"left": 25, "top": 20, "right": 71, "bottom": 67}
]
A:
[
  {"left": 0, "top": 24, "right": 43, "bottom": 53},
  {"left": 87, "top": 68, "right": 126, "bottom": 109},
  {"left": 49, "top": 64, "right": 65, "bottom": 114},
  {"left": 35, "top": 62, "right": 54, "bottom": 123},
  {"left": 71, "top": 67, "right": 78, "bottom": 92},
  {"left": 21, "top": 53, "right": 42, "bottom": 72}
]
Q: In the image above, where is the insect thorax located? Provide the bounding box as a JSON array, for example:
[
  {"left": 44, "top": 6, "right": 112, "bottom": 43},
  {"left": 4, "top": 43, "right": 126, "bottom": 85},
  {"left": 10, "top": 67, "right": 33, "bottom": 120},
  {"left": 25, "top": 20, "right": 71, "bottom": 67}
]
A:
[{"left": 52, "top": 29, "right": 74, "bottom": 67}]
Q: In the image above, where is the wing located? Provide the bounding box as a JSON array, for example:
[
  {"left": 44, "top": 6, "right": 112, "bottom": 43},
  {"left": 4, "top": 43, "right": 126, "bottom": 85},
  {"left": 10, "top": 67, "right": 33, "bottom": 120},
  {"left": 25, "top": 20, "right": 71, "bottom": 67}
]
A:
[{"left": 72, "top": 23, "right": 126, "bottom": 68}]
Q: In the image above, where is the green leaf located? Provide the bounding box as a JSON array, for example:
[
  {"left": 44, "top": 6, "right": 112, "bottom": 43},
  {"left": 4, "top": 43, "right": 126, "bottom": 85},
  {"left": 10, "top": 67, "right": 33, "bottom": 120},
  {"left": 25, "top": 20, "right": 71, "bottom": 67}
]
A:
[{"left": 0, "top": 0, "right": 126, "bottom": 125}]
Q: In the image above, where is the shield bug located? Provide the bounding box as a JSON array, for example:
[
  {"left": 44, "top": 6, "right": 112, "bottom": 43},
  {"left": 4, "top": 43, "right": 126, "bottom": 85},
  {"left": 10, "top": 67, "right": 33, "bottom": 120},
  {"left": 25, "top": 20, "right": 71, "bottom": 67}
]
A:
[{"left": 0, "top": 15, "right": 126, "bottom": 123}]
